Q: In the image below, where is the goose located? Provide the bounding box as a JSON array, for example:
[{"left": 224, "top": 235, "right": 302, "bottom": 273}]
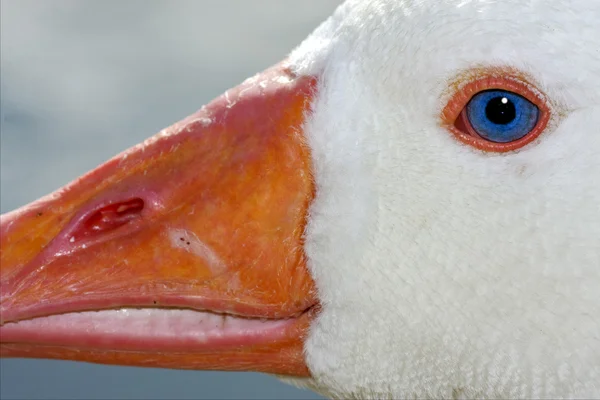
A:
[{"left": 1, "top": 0, "right": 599, "bottom": 398}]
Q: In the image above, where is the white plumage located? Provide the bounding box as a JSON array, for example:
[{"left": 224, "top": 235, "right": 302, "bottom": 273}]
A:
[{"left": 285, "top": 0, "right": 600, "bottom": 398}]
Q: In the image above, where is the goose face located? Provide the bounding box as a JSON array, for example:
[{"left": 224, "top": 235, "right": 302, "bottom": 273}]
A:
[
  {"left": 1, "top": 0, "right": 599, "bottom": 399},
  {"left": 288, "top": 0, "right": 600, "bottom": 397}
]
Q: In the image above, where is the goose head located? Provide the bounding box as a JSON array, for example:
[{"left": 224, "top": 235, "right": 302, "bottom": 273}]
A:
[{"left": 1, "top": 0, "right": 599, "bottom": 398}]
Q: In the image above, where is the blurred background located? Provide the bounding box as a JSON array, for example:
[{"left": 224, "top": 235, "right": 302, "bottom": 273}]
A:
[{"left": 0, "top": 1, "right": 340, "bottom": 398}]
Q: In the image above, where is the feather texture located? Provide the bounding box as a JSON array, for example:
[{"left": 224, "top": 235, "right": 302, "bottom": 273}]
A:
[{"left": 284, "top": 0, "right": 600, "bottom": 398}]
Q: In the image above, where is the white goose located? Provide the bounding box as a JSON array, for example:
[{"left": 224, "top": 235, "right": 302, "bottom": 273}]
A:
[{"left": 1, "top": 1, "right": 599, "bottom": 399}]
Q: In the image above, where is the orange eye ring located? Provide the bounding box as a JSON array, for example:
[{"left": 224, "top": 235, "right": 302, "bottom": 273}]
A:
[{"left": 442, "top": 73, "right": 551, "bottom": 153}]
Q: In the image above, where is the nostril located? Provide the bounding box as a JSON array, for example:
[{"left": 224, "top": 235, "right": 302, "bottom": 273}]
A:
[{"left": 71, "top": 198, "right": 145, "bottom": 242}]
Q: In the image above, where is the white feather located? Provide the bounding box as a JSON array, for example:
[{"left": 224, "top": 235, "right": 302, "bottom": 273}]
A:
[{"left": 283, "top": 0, "right": 600, "bottom": 398}]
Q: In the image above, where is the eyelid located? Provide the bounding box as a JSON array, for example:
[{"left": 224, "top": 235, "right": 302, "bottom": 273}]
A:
[{"left": 441, "top": 74, "right": 552, "bottom": 153}]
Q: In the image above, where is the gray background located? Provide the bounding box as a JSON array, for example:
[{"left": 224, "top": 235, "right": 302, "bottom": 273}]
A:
[{"left": 0, "top": 1, "right": 340, "bottom": 398}]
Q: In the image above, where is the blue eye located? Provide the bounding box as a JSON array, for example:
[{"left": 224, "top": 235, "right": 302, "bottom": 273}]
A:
[{"left": 465, "top": 90, "right": 539, "bottom": 143}]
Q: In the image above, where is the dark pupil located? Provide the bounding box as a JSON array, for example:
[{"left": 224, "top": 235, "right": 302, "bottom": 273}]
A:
[{"left": 485, "top": 96, "right": 516, "bottom": 125}]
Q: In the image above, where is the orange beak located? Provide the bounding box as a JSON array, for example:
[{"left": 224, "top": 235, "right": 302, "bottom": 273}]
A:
[{"left": 0, "top": 63, "right": 318, "bottom": 377}]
